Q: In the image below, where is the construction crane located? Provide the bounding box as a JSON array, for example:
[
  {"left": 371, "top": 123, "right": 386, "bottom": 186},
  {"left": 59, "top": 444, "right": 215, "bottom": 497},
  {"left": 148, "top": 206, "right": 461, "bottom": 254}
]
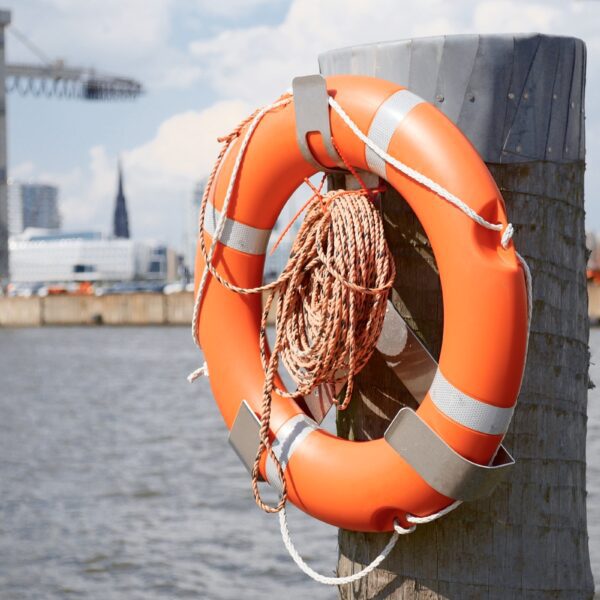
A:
[
  {"left": 6, "top": 61, "right": 142, "bottom": 101},
  {"left": 0, "top": 9, "right": 144, "bottom": 285}
]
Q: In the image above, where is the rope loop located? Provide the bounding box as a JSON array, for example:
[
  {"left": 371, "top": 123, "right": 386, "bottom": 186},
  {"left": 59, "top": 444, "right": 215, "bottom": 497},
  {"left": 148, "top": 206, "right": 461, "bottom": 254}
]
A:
[
  {"left": 278, "top": 506, "right": 402, "bottom": 586},
  {"left": 393, "top": 519, "right": 417, "bottom": 535},
  {"left": 501, "top": 223, "right": 515, "bottom": 249}
]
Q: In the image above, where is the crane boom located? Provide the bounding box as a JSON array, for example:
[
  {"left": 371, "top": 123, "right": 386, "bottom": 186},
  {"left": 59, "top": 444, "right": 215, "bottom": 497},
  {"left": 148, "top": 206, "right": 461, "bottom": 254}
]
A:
[{"left": 5, "top": 62, "right": 143, "bottom": 100}]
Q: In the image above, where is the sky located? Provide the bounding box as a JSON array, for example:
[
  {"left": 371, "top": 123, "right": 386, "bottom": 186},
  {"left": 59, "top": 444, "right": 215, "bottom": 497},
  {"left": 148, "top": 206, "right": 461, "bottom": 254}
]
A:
[{"left": 4, "top": 0, "right": 600, "bottom": 251}]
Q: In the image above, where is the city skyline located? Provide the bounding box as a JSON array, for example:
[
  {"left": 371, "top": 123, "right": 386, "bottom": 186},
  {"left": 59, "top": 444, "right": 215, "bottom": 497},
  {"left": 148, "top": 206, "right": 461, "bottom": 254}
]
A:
[{"left": 3, "top": 0, "right": 600, "bottom": 253}]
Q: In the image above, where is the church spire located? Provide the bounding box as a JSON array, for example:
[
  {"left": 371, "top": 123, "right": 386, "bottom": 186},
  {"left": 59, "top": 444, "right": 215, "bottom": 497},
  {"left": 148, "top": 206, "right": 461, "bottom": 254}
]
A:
[{"left": 113, "top": 159, "right": 130, "bottom": 238}]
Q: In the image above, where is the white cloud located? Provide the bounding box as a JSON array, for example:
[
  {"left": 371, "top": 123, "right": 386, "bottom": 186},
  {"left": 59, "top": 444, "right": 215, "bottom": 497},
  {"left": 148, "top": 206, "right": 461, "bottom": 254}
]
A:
[
  {"left": 10, "top": 161, "right": 35, "bottom": 181},
  {"left": 190, "top": 0, "right": 600, "bottom": 105},
  {"left": 473, "top": 1, "right": 562, "bottom": 31},
  {"left": 37, "top": 146, "right": 113, "bottom": 233},
  {"left": 124, "top": 99, "right": 250, "bottom": 182},
  {"left": 189, "top": 0, "right": 465, "bottom": 103},
  {"left": 121, "top": 99, "right": 251, "bottom": 242}
]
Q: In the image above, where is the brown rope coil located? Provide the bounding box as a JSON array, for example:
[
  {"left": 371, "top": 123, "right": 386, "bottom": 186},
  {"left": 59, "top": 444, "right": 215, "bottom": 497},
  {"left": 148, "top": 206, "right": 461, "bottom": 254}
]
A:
[
  {"left": 251, "top": 187, "right": 395, "bottom": 512},
  {"left": 196, "top": 107, "right": 395, "bottom": 513}
]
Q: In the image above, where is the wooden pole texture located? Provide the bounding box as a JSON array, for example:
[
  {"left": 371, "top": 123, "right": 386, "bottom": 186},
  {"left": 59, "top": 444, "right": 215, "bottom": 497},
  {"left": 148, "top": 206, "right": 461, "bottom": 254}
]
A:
[{"left": 320, "top": 34, "right": 594, "bottom": 599}]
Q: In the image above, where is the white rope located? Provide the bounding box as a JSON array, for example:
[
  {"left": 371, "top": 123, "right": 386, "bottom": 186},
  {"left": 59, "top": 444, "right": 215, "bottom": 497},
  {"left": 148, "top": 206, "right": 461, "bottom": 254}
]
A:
[
  {"left": 276, "top": 95, "right": 534, "bottom": 587},
  {"left": 327, "top": 96, "right": 514, "bottom": 246},
  {"left": 279, "top": 506, "right": 414, "bottom": 586},
  {"left": 278, "top": 498, "right": 463, "bottom": 586},
  {"left": 187, "top": 361, "right": 209, "bottom": 383},
  {"left": 406, "top": 500, "right": 462, "bottom": 525},
  {"left": 501, "top": 223, "right": 515, "bottom": 249}
]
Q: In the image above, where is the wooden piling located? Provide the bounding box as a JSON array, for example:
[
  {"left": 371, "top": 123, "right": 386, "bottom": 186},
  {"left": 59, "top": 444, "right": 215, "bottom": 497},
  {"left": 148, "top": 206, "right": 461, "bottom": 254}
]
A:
[{"left": 321, "top": 34, "right": 594, "bottom": 598}]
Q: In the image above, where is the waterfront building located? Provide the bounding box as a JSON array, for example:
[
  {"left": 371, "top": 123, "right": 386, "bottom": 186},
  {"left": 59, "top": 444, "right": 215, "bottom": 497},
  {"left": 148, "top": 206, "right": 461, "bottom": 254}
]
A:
[
  {"left": 113, "top": 161, "right": 130, "bottom": 239},
  {"left": 9, "top": 229, "right": 178, "bottom": 284},
  {"left": 22, "top": 183, "right": 61, "bottom": 230},
  {"left": 7, "top": 180, "right": 22, "bottom": 235},
  {"left": 8, "top": 182, "right": 61, "bottom": 233}
]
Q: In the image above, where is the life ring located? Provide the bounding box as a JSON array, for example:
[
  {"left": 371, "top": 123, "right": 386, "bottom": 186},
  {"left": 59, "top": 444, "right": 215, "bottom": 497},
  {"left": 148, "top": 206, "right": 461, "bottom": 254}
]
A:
[{"left": 194, "top": 75, "right": 528, "bottom": 533}]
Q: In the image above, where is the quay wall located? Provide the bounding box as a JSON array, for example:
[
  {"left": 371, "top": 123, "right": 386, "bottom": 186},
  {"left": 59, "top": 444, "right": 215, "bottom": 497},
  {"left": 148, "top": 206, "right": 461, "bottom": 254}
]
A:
[
  {"left": 3, "top": 286, "right": 600, "bottom": 326},
  {"left": 0, "top": 291, "right": 275, "bottom": 326},
  {"left": 0, "top": 292, "right": 195, "bottom": 327},
  {"left": 0, "top": 296, "right": 43, "bottom": 327},
  {"left": 589, "top": 284, "right": 600, "bottom": 323},
  {"left": 2, "top": 286, "right": 600, "bottom": 326}
]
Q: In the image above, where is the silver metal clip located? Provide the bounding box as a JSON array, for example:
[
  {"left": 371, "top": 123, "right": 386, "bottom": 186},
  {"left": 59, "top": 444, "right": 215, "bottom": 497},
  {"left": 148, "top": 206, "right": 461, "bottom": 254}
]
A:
[
  {"left": 292, "top": 74, "right": 344, "bottom": 172},
  {"left": 384, "top": 408, "right": 515, "bottom": 502},
  {"left": 376, "top": 300, "right": 438, "bottom": 405},
  {"left": 228, "top": 400, "right": 264, "bottom": 481}
]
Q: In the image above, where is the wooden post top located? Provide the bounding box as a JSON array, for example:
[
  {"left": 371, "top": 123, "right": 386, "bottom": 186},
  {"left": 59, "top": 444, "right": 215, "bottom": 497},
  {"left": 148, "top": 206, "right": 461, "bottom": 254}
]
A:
[{"left": 319, "top": 34, "right": 585, "bottom": 164}]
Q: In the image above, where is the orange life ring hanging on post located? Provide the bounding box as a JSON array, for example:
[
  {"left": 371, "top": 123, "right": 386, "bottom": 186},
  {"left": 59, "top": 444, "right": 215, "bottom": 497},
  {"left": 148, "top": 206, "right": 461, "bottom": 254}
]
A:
[{"left": 193, "top": 74, "right": 529, "bottom": 533}]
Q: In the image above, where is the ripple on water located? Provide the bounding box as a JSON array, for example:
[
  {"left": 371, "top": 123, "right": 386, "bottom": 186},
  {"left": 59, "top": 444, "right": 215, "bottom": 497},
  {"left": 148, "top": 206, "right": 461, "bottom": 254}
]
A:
[{"left": 0, "top": 327, "right": 337, "bottom": 600}]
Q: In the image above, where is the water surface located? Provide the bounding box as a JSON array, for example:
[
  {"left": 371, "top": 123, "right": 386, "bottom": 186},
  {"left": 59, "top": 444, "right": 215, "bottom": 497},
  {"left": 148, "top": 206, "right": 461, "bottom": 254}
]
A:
[
  {"left": 0, "top": 326, "right": 598, "bottom": 598},
  {"left": 0, "top": 327, "right": 337, "bottom": 599}
]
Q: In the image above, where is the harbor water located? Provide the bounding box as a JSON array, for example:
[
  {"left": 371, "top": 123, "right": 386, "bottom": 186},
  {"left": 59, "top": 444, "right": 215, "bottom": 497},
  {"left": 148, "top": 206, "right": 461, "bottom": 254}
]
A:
[{"left": 0, "top": 326, "right": 599, "bottom": 598}]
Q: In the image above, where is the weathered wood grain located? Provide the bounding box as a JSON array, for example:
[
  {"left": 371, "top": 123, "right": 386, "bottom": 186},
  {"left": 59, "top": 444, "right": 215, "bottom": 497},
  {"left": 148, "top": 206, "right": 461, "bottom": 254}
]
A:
[{"left": 335, "top": 161, "right": 594, "bottom": 599}]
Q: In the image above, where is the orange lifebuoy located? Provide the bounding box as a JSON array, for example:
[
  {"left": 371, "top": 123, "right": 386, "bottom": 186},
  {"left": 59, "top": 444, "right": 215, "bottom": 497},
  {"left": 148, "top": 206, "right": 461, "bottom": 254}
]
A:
[{"left": 194, "top": 75, "right": 528, "bottom": 532}]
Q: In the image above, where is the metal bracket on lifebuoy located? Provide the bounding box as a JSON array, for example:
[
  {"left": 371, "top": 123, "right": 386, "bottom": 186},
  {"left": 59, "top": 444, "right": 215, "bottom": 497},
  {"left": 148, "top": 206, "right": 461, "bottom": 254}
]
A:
[
  {"left": 375, "top": 299, "right": 438, "bottom": 405},
  {"left": 228, "top": 400, "right": 264, "bottom": 481},
  {"left": 384, "top": 408, "right": 515, "bottom": 502},
  {"left": 292, "top": 74, "right": 344, "bottom": 172}
]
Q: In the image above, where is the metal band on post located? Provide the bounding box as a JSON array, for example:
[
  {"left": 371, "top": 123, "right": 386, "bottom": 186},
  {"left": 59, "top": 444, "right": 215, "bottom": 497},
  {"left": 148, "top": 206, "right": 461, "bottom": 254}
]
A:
[{"left": 375, "top": 299, "right": 437, "bottom": 404}]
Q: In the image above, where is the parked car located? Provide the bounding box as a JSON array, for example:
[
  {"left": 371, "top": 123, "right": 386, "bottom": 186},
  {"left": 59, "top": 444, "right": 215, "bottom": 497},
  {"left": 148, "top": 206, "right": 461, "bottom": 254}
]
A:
[
  {"left": 163, "top": 282, "right": 185, "bottom": 295},
  {"left": 7, "top": 282, "right": 48, "bottom": 297}
]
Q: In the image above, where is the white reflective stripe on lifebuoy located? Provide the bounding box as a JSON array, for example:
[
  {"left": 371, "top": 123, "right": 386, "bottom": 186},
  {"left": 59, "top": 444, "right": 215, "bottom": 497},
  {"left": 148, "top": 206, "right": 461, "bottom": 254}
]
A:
[
  {"left": 266, "top": 414, "right": 319, "bottom": 492},
  {"left": 429, "top": 370, "right": 515, "bottom": 436},
  {"left": 204, "top": 202, "right": 271, "bottom": 255},
  {"left": 365, "top": 89, "right": 426, "bottom": 179}
]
